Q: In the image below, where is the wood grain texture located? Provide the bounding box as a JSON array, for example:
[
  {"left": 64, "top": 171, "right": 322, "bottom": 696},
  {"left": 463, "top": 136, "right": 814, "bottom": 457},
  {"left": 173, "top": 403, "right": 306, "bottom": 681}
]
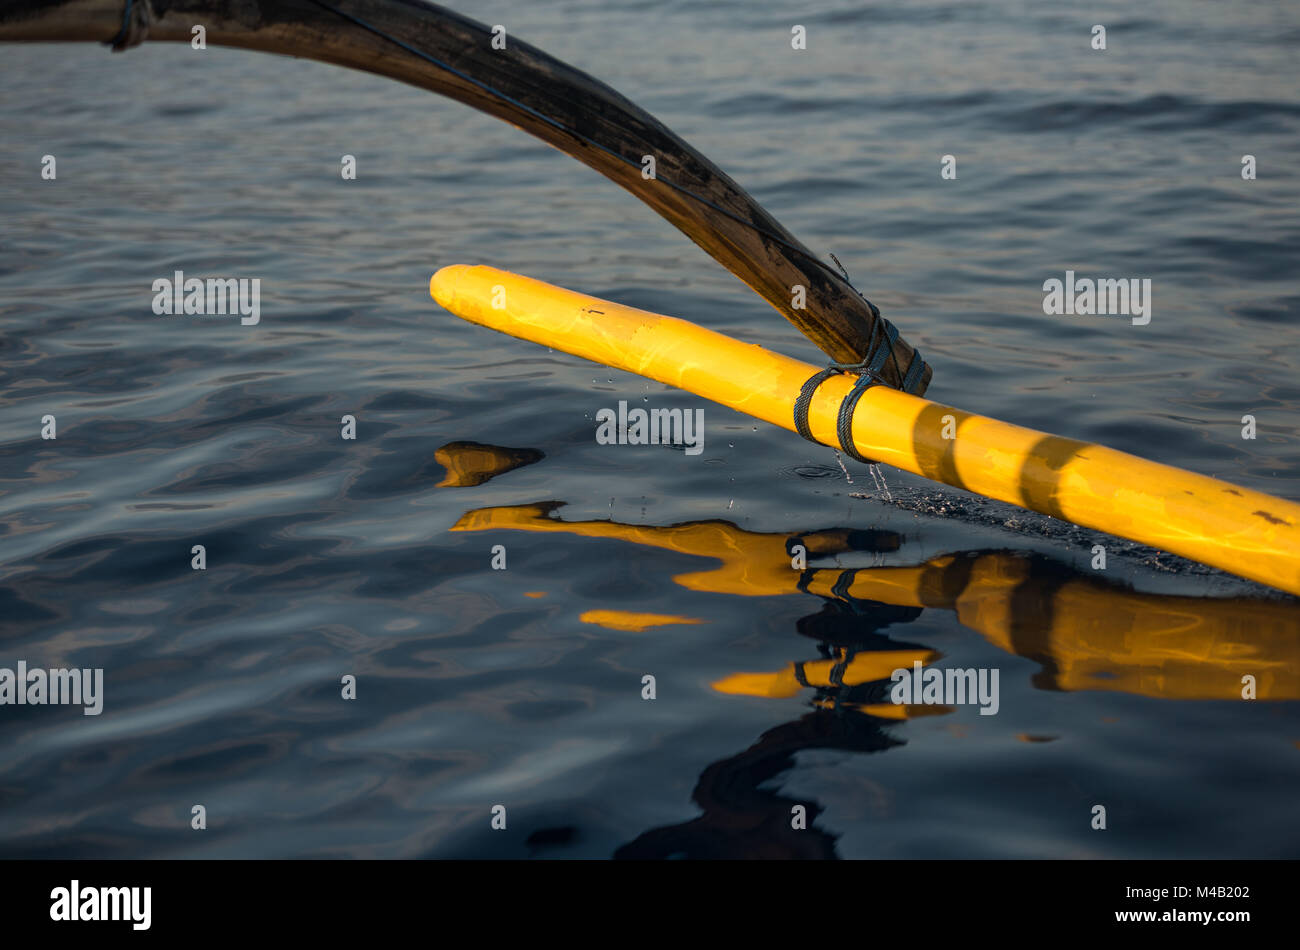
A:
[{"left": 1, "top": 0, "right": 931, "bottom": 392}]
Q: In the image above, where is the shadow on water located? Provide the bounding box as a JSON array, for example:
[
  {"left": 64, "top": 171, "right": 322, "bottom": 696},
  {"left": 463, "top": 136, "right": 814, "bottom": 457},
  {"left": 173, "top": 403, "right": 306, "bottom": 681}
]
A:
[{"left": 453, "top": 499, "right": 1300, "bottom": 858}]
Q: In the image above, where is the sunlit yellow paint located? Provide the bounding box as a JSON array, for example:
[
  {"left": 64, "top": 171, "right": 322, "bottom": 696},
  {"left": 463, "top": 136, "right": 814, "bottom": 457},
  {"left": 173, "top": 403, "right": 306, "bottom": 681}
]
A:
[{"left": 432, "top": 265, "right": 1300, "bottom": 596}]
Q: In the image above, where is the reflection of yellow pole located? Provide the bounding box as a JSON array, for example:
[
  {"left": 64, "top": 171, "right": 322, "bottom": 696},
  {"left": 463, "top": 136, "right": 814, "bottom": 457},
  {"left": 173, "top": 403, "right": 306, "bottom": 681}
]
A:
[
  {"left": 454, "top": 503, "right": 1300, "bottom": 701},
  {"left": 714, "top": 650, "right": 938, "bottom": 698},
  {"left": 432, "top": 265, "right": 1300, "bottom": 596},
  {"left": 948, "top": 556, "right": 1300, "bottom": 701},
  {"left": 713, "top": 649, "right": 947, "bottom": 720},
  {"left": 452, "top": 502, "right": 865, "bottom": 597}
]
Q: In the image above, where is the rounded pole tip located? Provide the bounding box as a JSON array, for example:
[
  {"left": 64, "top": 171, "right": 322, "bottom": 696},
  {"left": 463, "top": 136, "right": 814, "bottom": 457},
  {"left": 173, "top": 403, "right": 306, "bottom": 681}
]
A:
[{"left": 430, "top": 264, "right": 471, "bottom": 309}]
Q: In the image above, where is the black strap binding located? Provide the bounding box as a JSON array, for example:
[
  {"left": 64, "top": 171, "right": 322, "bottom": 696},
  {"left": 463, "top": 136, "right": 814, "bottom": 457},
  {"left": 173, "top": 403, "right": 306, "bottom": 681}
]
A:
[
  {"left": 791, "top": 260, "right": 927, "bottom": 466},
  {"left": 104, "top": 0, "right": 150, "bottom": 51},
  {"left": 793, "top": 367, "right": 842, "bottom": 443},
  {"left": 792, "top": 358, "right": 886, "bottom": 464},
  {"left": 108, "top": 0, "right": 133, "bottom": 48},
  {"left": 836, "top": 376, "right": 877, "bottom": 464}
]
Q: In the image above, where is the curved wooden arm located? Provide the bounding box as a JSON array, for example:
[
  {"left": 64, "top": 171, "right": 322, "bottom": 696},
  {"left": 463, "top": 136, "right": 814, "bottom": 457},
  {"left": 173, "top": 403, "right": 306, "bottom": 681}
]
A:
[{"left": 0, "top": 0, "right": 931, "bottom": 392}]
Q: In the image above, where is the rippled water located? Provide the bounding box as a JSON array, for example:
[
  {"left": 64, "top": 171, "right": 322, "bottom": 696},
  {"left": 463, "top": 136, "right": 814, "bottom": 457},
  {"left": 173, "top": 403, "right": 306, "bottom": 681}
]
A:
[{"left": 1, "top": 0, "right": 1298, "bottom": 858}]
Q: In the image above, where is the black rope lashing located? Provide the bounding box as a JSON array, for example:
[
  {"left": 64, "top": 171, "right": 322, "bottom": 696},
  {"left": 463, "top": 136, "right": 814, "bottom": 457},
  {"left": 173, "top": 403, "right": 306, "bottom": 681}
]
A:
[
  {"left": 107, "top": 0, "right": 132, "bottom": 47},
  {"left": 791, "top": 358, "right": 884, "bottom": 463},
  {"left": 791, "top": 257, "right": 930, "bottom": 465},
  {"left": 104, "top": 0, "right": 151, "bottom": 51},
  {"left": 793, "top": 366, "right": 842, "bottom": 443},
  {"left": 835, "top": 375, "right": 878, "bottom": 464},
  {"left": 830, "top": 252, "right": 929, "bottom": 394},
  {"left": 901, "top": 349, "right": 926, "bottom": 394}
]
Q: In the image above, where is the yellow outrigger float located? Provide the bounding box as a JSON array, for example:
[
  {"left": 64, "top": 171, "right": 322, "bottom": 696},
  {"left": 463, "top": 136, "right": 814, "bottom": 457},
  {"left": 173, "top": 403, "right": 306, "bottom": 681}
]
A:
[{"left": 431, "top": 265, "right": 1300, "bottom": 598}]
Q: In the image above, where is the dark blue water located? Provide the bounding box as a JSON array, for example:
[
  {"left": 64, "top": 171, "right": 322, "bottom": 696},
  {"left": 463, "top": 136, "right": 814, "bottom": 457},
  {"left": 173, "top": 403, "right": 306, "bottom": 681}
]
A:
[{"left": 1, "top": 0, "right": 1298, "bottom": 858}]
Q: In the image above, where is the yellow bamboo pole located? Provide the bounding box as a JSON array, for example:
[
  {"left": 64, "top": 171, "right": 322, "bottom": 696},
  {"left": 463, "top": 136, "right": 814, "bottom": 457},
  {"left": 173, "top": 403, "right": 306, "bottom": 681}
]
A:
[{"left": 430, "top": 265, "right": 1300, "bottom": 596}]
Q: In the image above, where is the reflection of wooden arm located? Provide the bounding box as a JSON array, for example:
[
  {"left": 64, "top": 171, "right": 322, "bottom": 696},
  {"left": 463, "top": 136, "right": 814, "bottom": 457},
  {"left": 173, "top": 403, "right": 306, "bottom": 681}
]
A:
[{"left": 434, "top": 442, "right": 542, "bottom": 487}]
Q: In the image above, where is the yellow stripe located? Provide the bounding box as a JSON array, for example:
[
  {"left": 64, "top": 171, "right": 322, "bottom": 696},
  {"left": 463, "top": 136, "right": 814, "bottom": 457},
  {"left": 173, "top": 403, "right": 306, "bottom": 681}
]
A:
[{"left": 431, "top": 265, "right": 1300, "bottom": 596}]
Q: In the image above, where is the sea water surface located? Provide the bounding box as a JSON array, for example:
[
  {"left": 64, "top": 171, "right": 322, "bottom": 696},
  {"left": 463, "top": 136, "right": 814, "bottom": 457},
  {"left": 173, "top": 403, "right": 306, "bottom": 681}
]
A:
[{"left": 1, "top": 0, "right": 1298, "bottom": 858}]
